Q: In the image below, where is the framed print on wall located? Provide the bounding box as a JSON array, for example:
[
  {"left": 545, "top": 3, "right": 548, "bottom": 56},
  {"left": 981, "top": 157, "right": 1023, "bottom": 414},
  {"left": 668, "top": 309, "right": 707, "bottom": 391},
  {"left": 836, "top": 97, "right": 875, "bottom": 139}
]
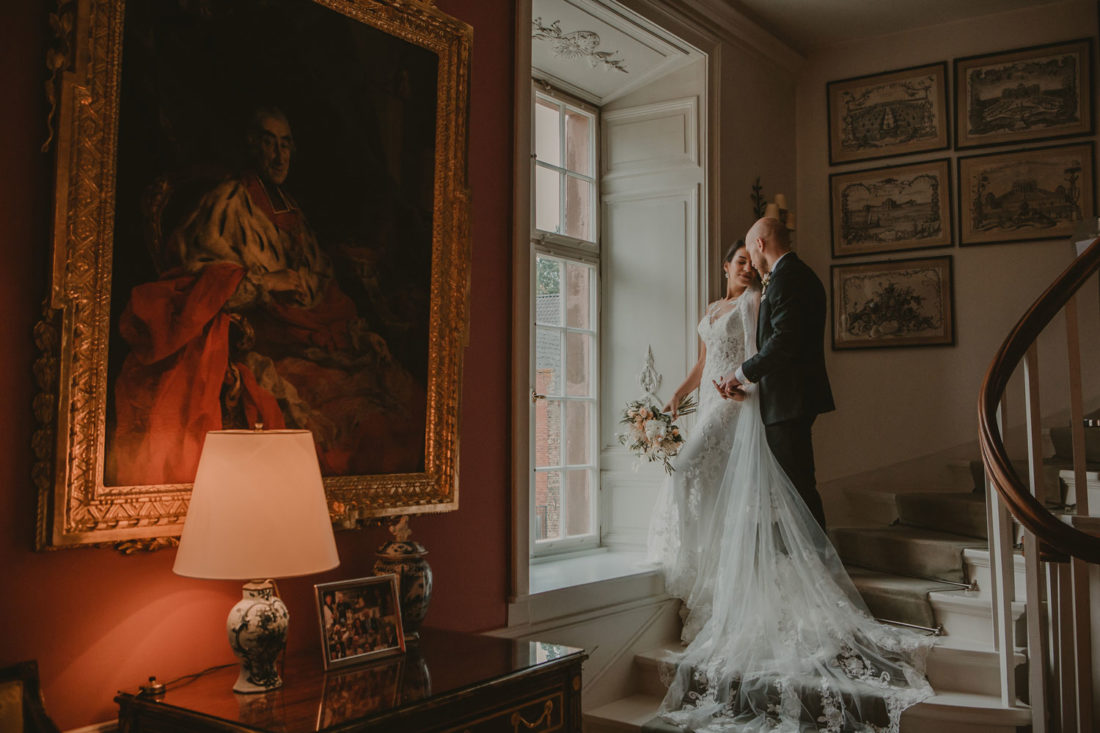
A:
[
  {"left": 34, "top": 0, "right": 472, "bottom": 550},
  {"left": 827, "top": 62, "right": 950, "bottom": 165},
  {"left": 955, "top": 38, "right": 1094, "bottom": 150},
  {"left": 830, "top": 158, "right": 953, "bottom": 258},
  {"left": 831, "top": 256, "right": 955, "bottom": 350},
  {"left": 957, "top": 142, "right": 1095, "bottom": 246}
]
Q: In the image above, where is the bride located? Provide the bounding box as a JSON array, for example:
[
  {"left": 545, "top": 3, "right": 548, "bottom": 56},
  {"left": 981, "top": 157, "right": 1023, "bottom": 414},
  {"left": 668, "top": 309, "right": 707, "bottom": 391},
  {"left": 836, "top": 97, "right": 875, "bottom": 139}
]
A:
[{"left": 648, "top": 240, "right": 933, "bottom": 732}]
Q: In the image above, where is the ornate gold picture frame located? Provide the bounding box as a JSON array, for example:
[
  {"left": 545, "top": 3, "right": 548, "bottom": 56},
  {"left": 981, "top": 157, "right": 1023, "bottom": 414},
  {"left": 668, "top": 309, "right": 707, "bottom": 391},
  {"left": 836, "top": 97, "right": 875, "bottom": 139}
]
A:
[{"left": 34, "top": 0, "right": 471, "bottom": 550}]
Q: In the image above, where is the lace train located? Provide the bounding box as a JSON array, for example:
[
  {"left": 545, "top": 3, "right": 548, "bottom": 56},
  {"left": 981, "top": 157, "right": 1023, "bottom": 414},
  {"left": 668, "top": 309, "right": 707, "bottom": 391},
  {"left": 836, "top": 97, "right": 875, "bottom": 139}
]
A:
[
  {"left": 651, "top": 288, "right": 933, "bottom": 731},
  {"left": 656, "top": 390, "right": 934, "bottom": 732}
]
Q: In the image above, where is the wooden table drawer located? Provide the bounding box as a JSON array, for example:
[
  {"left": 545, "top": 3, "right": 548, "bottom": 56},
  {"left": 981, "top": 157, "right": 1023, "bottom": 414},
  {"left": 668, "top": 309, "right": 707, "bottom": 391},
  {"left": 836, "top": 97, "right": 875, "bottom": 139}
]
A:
[{"left": 444, "top": 690, "right": 564, "bottom": 733}]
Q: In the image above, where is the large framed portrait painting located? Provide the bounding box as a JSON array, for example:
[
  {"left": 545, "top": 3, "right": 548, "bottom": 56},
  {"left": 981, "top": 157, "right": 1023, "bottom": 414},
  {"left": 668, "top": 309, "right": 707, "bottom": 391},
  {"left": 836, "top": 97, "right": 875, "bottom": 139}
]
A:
[{"left": 34, "top": 0, "right": 472, "bottom": 550}]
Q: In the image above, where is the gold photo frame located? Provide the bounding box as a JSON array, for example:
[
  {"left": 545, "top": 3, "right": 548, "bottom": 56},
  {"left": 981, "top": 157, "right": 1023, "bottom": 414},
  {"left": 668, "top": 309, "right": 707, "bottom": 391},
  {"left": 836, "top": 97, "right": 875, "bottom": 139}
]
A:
[{"left": 34, "top": 0, "right": 472, "bottom": 550}]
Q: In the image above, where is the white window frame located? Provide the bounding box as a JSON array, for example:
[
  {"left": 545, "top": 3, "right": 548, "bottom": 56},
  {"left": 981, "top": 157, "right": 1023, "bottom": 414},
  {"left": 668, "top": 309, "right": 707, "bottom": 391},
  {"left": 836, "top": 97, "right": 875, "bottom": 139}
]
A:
[{"left": 529, "top": 83, "right": 601, "bottom": 558}]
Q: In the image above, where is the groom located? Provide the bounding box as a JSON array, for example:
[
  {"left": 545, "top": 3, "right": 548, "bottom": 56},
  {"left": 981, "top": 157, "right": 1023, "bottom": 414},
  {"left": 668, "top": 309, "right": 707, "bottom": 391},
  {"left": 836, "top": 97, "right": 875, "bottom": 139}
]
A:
[{"left": 717, "top": 217, "right": 834, "bottom": 530}]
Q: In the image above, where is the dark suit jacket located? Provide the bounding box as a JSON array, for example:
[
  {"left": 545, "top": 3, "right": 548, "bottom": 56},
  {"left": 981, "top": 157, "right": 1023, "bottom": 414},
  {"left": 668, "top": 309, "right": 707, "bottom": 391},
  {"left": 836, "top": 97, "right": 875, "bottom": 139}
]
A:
[{"left": 741, "top": 252, "right": 835, "bottom": 425}]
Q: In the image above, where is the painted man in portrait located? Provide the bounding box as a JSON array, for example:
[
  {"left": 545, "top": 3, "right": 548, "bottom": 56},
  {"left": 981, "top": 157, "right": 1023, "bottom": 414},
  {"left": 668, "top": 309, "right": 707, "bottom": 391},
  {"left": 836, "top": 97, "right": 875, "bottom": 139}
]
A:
[{"left": 109, "top": 107, "right": 426, "bottom": 486}]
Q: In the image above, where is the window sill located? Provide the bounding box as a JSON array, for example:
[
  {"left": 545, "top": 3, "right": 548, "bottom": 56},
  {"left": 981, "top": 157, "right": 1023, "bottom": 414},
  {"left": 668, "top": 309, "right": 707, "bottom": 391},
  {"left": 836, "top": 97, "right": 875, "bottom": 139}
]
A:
[
  {"left": 530, "top": 548, "right": 653, "bottom": 594},
  {"left": 505, "top": 550, "right": 668, "bottom": 630}
]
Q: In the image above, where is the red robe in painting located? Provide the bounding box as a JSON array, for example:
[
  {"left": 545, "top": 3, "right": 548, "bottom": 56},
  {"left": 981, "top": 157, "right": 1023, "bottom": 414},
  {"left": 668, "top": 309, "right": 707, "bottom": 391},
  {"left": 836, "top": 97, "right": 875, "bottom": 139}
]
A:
[{"left": 109, "top": 173, "right": 426, "bottom": 486}]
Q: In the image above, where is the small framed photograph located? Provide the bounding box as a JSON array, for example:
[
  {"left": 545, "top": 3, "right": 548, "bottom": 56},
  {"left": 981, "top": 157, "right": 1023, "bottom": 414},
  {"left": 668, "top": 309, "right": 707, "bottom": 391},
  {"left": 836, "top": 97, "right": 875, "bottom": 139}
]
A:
[
  {"left": 955, "top": 38, "right": 1094, "bottom": 150},
  {"left": 316, "top": 655, "right": 404, "bottom": 727},
  {"left": 829, "top": 158, "right": 953, "bottom": 258},
  {"left": 827, "top": 62, "right": 950, "bottom": 165},
  {"left": 831, "top": 256, "right": 955, "bottom": 350},
  {"left": 315, "top": 575, "right": 405, "bottom": 671},
  {"left": 957, "top": 142, "right": 1095, "bottom": 246}
]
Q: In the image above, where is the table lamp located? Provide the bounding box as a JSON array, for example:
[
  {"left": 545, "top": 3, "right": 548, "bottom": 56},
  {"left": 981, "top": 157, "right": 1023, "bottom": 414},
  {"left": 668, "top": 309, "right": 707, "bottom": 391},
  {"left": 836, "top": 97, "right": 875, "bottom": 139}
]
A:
[{"left": 174, "top": 429, "right": 340, "bottom": 693}]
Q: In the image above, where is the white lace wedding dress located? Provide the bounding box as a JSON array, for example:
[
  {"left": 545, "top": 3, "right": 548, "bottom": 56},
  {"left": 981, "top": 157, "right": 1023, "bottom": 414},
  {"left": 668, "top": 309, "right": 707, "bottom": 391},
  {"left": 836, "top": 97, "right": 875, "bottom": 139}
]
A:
[
  {"left": 649, "top": 289, "right": 934, "bottom": 732},
  {"left": 648, "top": 292, "right": 754, "bottom": 644}
]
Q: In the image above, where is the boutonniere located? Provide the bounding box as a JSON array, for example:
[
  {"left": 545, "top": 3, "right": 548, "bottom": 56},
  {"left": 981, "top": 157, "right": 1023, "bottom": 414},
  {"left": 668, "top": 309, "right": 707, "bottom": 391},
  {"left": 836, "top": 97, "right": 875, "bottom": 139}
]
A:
[{"left": 761, "top": 274, "right": 771, "bottom": 298}]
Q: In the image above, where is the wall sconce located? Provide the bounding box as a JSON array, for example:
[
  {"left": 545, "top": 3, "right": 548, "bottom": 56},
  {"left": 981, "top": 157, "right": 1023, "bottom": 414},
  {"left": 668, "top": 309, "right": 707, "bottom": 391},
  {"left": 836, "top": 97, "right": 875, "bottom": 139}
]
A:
[{"left": 764, "top": 193, "right": 796, "bottom": 231}]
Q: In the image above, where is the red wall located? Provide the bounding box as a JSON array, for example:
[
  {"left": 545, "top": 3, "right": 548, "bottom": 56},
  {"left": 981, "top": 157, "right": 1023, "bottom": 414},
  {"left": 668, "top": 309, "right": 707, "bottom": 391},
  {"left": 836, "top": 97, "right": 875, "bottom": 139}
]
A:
[{"left": 0, "top": 1, "right": 513, "bottom": 728}]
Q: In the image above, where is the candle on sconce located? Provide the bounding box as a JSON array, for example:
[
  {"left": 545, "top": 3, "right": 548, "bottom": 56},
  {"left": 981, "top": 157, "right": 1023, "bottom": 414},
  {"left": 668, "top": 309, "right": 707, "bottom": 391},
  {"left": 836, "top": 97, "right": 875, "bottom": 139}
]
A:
[
  {"left": 785, "top": 211, "right": 796, "bottom": 230},
  {"left": 773, "top": 193, "right": 788, "bottom": 210},
  {"left": 764, "top": 202, "right": 780, "bottom": 220}
]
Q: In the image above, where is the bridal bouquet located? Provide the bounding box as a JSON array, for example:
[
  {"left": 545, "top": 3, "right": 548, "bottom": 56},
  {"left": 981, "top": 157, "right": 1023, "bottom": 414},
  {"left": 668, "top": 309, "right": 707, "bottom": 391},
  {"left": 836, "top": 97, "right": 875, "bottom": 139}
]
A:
[{"left": 616, "top": 395, "right": 697, "bottom": 474}]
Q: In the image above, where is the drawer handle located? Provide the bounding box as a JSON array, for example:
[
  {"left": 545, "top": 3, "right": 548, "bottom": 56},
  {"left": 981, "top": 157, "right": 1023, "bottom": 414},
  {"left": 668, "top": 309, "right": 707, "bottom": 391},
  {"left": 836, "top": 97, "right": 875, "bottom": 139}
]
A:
[{"left": 511, "top": 700, "right": 553, "bottom": 731}]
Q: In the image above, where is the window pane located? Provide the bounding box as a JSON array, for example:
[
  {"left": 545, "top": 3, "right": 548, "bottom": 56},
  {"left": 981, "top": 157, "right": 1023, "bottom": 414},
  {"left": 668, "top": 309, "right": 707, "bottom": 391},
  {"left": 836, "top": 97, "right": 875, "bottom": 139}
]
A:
[
  {"left": 534, "top": 399, "right": 561, "bottom": 467},
  {"left": 534, "top": 98, "right": 561, "bottom": 166},
  {"left": 534, "top": 470, "right": 562, "bottom": 541},
  {"left": 535, "top": 327, "right": 561, "bottom": 394},
  {"left": 535, "top": 256, "right": 562, "bottom": 325},
  {"left": 535, "top": 166, "right": 561, "bottom": 233},
  {"left": 565, "top": 262, "right": 592, "bottom": 329},
  {"left": 565, "top": 401, "right": 590, "bottom": 465},
  {"left": 565, "top": 332, "right": 591, "bottom": 397},
  {"left": 565, "top": 109, "right": 592, "bottom": 176},
  {"left": 564, "top": 470, "right": 592, "bottom": 537},
  {"left": 564, "top": 176, "right": 592, "bottom": 241}
]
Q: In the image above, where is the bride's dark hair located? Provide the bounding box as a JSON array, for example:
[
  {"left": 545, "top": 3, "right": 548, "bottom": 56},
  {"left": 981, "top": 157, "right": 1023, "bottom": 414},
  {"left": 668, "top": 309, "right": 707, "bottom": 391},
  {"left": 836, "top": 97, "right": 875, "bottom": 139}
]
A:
[
  {"left": 722, "top": 239, "right": 746, "bottom": 265},
  {"left": 723, "top": 239, "right": 760, "bottom": 289}
]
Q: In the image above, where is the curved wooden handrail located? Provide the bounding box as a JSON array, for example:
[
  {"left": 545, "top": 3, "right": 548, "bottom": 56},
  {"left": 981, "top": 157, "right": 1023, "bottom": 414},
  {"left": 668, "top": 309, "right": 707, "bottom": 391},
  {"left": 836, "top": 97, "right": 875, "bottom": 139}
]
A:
[{"left": 978, "top": 234, "right": 1100, "bottom": 565}]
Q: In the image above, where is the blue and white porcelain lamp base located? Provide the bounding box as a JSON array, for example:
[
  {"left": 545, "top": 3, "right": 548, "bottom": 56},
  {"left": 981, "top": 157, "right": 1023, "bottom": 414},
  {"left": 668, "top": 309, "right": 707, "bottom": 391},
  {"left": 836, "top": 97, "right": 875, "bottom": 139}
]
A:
[{"left": 227, "top": 580, "right": 289, "bottom": 694}]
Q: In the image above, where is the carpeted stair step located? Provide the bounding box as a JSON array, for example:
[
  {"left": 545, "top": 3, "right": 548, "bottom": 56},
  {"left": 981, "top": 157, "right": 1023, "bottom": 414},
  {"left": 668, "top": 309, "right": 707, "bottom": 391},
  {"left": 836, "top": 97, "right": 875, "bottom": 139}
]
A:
[
  {"left": 841, "top": 486, "right": 905, "bottom": 526},
  {"left": 846, "top": 567, "right": 959, "bottom": 630},
  {"left": 830, "top": 526, "right": 986, "bottom": 583},
  {"left": 896, "top": 491, "right": 988, "bottom": 539}
]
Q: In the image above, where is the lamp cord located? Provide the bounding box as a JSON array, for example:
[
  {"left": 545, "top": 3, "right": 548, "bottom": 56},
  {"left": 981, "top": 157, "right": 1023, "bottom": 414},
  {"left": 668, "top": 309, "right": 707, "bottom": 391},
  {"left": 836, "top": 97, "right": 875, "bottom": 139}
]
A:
[{"left": 162, "top": 662, "right": 237, "bottom": 691}]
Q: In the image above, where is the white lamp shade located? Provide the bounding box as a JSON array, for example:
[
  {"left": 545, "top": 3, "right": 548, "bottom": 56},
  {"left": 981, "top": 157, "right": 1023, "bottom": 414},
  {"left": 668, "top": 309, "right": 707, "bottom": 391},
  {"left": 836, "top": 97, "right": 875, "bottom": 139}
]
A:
[{"left": 174, "top": 430, "right": 340, "bottom": 580}]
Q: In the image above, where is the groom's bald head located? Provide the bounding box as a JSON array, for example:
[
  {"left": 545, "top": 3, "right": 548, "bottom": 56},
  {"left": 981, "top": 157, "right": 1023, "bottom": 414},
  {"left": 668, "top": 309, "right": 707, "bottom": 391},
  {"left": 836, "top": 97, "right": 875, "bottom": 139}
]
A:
[{"left": 745, "top": 217, "right": 791, "bottom": 274}]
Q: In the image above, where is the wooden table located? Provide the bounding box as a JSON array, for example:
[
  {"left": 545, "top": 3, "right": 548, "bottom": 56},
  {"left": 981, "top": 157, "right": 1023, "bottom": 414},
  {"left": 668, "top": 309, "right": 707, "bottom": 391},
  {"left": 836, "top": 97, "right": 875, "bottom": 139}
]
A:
[{"left": 116, "top": 628, "right": 585, "bottom": 732}]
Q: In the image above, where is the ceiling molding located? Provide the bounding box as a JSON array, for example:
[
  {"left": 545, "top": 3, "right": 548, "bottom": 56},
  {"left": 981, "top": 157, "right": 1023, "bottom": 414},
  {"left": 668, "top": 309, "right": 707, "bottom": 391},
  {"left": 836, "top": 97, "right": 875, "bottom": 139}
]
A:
[{"left": 644, "top": 0, "right": 805, "bottom": 75}]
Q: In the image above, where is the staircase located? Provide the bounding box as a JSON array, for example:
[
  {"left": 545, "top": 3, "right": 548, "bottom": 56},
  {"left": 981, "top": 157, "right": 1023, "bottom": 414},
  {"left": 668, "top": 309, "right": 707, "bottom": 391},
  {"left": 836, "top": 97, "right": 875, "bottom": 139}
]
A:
[{"left": 585, "top": 461, "right": 1033, "bottom": 732}]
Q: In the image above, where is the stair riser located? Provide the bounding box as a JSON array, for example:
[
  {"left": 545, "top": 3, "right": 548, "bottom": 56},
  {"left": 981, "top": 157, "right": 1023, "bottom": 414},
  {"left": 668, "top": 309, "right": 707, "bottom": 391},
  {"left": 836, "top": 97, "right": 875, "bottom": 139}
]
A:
[
  {"left": 638, "top": 648, "right": 1022, "bottom": 700},
  {"left": 588, "top": 713, "right": 1025, "bottom": 733},
  {"left": 927, "top": 649, "right": 1025, "bottom": 697},
  {"left": 584, "top": 718, "right": 635, "bottom": 733},
  {"left": 843, "top": 488, "right": 901, "bottom": 526},
  {"left": 964, "top": 552, "right": 1027, "bottom": 603},
  {"left": 832, "top": 530, "right": 979, "bottom": 583},
  {"left": 898, "top": 719, "right": 1023, "bottom": 733},
  {"left": 932, "top": 596, "right": 1026, "bottom": 646},
  {"left": 635, "top": 659, "right": 666, "bottom": 699},
  {"left": 896, "top": 497, "right": 987, "bottom": 540},
  {"left": 863, "top": 593, "right": 937, "bottom": 629}
]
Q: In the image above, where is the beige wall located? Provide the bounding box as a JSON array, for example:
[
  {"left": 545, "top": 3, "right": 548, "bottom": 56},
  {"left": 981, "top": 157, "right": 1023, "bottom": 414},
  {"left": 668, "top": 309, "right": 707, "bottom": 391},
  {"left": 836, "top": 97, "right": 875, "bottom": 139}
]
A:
[
  {"left": 794, "top": 0, "right": 1100, "bottom": 488},
  {"left": 719, "top": 42, "right": 798, "bottom": 296}
]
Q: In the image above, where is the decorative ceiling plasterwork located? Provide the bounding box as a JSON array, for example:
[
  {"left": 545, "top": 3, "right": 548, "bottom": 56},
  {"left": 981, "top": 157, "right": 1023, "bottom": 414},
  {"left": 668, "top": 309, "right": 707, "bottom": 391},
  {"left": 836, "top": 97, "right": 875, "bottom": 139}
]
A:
[
  {"left": 532, "top": 17, "right": 629, "bottom": 73},
  {"left": 532, "top": 0, "right": 701, "bottom": 106}
]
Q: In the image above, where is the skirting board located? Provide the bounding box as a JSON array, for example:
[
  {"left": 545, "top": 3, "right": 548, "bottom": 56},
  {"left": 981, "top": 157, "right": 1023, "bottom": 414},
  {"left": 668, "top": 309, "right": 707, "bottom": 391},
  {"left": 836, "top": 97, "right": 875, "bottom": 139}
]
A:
[{"left": 67, "top": 722, "right": 117, "bottom": 733}]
